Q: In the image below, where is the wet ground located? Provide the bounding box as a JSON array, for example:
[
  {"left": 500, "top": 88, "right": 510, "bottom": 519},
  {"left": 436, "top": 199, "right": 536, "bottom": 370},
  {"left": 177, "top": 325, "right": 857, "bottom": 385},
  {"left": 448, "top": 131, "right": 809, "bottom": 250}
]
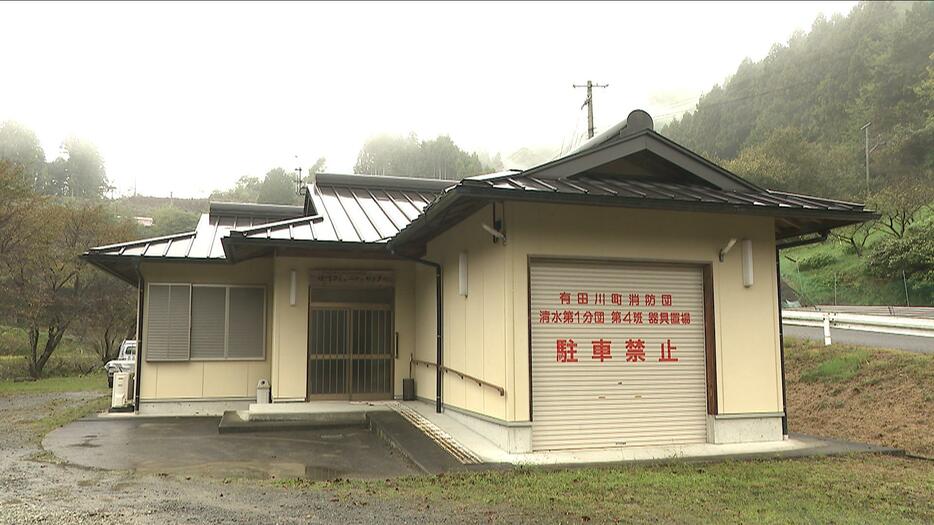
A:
[
  {"left": 0, "top": 390, "right": 495, "bottom": 524},
  {"left": 44, "top": 416, "right": 420, "bottom": 480}
]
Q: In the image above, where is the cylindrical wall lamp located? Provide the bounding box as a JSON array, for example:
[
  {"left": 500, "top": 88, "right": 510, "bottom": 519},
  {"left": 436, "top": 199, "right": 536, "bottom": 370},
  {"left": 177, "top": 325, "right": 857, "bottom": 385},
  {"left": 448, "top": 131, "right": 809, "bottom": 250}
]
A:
[
  {"left": 289, "top": 269, "right": 297, "bottom": 306},
  {"left": 741, "top": 239, "right": 754, "bottom": 288},
  {"left": 458, "top": 252, "right": 468, "bottom": 297}
]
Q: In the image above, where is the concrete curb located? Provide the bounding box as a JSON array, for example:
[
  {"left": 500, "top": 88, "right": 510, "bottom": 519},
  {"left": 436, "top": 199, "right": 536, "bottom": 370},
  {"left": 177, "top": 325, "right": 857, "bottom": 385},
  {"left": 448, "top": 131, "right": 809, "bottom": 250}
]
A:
[{"left": 366, "top": 411, "right": 464, "bottom": 475}]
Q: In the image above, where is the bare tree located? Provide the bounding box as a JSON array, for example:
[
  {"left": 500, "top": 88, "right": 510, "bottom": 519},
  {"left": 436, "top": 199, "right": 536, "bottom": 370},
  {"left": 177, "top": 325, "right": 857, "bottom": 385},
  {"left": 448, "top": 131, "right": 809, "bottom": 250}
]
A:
[{"left": 829, "top": 221, "right": 876, "bottom": 257}]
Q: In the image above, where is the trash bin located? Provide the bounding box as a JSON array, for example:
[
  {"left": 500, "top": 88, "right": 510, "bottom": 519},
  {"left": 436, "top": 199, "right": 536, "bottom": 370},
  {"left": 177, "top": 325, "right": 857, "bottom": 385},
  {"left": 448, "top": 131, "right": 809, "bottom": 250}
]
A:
[
  {"left": 402, "top": 378, "right": 415, "bottom": 401},
  {"left": 256, "top": 379, "right": 271, "bottom": 404}
]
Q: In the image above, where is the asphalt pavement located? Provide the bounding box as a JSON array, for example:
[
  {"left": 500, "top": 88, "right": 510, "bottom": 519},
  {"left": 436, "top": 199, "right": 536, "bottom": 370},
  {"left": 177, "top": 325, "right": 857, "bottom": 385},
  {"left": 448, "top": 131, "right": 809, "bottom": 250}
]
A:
[{"left": 783, "top": 324, "right": 933, "bottom": 354}]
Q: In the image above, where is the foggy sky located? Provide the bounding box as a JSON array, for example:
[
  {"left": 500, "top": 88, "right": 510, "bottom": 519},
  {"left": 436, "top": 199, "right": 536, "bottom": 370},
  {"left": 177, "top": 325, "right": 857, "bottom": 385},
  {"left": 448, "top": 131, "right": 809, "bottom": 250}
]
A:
[{"left": 0, "top": 1, "right": 857, "bottom": 197}]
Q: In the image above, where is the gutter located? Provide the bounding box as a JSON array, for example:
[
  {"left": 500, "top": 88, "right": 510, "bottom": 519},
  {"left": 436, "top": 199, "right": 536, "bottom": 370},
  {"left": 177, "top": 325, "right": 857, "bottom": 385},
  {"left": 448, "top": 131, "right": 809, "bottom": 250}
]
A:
[
  {"left": 776, "top": 231, "right": 829, "bottom": 250},
  {"left": 390, "top": 248, "right": 444, "bottom": 414}
]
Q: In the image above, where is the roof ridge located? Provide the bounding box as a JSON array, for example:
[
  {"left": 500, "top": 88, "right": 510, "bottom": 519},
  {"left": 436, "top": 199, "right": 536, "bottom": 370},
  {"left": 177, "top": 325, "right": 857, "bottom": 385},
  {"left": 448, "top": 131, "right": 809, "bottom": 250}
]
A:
[
  {"left": 766, "top": 189, "right": 866, "bottom": 208},
  {"left": 88, "top": 230, "right": 196, "bottom": 252},
  {"left": 229, "top": 214, "right": 323, "bottom": 235}
]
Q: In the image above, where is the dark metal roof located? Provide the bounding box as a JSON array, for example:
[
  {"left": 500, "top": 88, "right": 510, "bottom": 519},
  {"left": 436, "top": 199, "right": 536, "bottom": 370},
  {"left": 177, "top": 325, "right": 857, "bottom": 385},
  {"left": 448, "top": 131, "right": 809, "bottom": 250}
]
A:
[
  {"left": 471, "top": 172, "right": 866, "bottom": 213},
  {"left": 209, "top": 202, "right": 304, "bottom": 219},
  {"left": 232, "top": 181, "right": 440, "bottom": 245},
  {"left": 220, "top": 174, "right": 450, "bottom": 262},
  {"left": 388, "top": 171, "right": 876, "bottom": 251},
  {"left": 87, "top": 211, "right": 300, "bottom": 261}
]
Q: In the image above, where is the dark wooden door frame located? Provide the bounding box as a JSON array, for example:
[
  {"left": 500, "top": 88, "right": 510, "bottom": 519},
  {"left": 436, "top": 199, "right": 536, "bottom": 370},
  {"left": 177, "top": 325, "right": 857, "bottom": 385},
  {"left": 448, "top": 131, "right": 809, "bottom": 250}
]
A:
[{"left": 702, "top": 264, "right": 718, "bottom": 416}]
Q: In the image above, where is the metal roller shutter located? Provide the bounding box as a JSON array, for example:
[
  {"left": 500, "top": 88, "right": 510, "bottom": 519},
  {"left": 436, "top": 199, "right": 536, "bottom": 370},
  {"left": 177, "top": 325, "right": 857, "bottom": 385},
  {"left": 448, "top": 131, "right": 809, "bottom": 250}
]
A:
[{"left": 530, "top": 259, "right": 708, "bottom": 451}]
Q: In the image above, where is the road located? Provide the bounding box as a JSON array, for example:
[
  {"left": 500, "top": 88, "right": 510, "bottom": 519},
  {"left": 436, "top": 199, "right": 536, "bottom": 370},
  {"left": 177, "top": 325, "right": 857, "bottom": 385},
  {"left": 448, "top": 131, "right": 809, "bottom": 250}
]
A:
[{"left": 783, "top": 324, "right": 933, "bottom": 354}]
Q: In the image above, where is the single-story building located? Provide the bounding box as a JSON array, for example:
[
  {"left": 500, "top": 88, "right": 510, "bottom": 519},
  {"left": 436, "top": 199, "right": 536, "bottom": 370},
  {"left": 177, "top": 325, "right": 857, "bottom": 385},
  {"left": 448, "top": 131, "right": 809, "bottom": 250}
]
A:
[{"left": 85, "top": 110, "right": 875, "bottom": 453}]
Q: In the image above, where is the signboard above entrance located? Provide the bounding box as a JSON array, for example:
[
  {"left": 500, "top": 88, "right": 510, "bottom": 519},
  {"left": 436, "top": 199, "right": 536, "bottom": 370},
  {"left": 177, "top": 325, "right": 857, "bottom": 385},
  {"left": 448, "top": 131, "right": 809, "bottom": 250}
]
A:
[{"left": 310, "top": 270, "right": 395, "bottom": 289}]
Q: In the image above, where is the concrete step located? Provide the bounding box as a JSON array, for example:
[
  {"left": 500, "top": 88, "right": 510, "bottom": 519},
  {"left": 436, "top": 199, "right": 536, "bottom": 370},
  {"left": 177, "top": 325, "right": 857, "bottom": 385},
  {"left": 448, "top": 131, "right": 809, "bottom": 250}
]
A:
[{"left": 218, "top": 410, "right": 366, "bottom": 434}]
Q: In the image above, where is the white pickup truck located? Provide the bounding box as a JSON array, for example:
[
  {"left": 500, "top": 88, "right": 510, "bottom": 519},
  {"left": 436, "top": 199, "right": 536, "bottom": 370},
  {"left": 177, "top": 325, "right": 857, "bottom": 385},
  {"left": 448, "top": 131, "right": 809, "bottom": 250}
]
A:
[{"left": 104, "top": 340, "right": 137, "bottom": 388}]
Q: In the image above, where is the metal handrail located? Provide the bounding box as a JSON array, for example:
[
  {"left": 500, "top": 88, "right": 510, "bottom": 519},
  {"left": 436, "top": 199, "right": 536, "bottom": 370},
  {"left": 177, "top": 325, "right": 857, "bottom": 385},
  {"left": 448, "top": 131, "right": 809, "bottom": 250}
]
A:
[{"left": 410, "top": 358, "right": 505, "bottom": 396}]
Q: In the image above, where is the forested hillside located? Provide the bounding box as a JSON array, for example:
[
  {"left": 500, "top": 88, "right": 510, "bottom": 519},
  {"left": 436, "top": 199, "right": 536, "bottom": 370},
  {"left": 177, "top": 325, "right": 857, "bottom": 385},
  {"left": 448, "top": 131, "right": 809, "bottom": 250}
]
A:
[{"left": 662, "top": 1, "right": 933, "bottom": 306}]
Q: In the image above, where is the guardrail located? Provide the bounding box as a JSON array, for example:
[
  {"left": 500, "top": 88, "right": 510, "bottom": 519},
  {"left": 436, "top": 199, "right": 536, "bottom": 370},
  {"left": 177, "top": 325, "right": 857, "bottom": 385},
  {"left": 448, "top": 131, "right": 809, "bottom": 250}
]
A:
[
  {"left": 782, "top": 309, "right": 934, "bottom": 344},
  {"left": 801, "top": 305, "right": 934, "bottom": 320}
]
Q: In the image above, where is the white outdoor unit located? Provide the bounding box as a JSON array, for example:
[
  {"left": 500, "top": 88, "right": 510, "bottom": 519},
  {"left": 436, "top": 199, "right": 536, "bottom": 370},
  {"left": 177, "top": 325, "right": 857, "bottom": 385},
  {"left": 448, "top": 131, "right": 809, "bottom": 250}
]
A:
[{"left": 111, "top": 372, "right": 131, "bottom": 409}]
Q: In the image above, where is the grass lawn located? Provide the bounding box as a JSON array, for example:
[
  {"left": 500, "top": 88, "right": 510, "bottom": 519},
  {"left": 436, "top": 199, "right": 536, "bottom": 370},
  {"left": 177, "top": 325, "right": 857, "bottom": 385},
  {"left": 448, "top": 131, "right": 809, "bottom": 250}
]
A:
[
  {"left": 0, "top": 372, "right": 108, "bottom": 396},
  {"left": 296, "top": 455, "right": 932, "bottom": 524}
]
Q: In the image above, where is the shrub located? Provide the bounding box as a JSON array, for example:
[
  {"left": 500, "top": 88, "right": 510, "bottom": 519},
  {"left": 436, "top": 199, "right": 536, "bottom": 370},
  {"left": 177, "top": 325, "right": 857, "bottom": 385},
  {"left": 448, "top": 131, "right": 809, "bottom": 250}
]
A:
[
  {"left": 866, "top": 220, "right": 934, "bottom": 281},
  {"left": 798, "top": 252, "right": 836, "bottom": 271}
]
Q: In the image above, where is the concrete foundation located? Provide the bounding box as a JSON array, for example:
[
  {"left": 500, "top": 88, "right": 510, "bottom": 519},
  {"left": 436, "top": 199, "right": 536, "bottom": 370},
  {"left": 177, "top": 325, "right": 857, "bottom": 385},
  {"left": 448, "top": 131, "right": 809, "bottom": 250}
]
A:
[
  {"left": 138, "top": 399, "right": 252, "bottom": 416},
  {"left": 438, "top": 402, "right": 532, "bottom": 453},
  {"left": 706, "top": 413, "right": 784, "bottom": 444}
]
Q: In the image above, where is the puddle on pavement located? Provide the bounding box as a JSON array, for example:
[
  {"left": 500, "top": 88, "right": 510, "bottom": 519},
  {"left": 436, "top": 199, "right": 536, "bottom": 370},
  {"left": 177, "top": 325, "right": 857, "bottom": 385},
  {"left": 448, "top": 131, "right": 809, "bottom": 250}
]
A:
[{"left": 304, "top": 465, "right": 344, "bottom": 481}]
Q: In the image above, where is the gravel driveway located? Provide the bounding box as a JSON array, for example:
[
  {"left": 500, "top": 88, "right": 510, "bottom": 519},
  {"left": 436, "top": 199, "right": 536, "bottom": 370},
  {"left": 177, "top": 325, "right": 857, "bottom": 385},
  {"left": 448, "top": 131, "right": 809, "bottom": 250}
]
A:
[{"left": 0, "top": 390, "right": 496, "bottom": 524}]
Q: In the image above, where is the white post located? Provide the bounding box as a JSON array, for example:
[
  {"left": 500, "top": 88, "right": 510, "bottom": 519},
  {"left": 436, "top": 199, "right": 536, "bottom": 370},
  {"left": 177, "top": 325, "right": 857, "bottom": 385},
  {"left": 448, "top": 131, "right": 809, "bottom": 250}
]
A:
[{"left": 823, "top": 314, "right": 832, "bottom": 346}]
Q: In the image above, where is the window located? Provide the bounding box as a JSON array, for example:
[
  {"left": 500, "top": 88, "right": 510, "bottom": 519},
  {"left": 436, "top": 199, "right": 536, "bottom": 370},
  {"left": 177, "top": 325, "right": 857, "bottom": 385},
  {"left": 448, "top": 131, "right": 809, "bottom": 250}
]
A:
[{"left": 146, "top": 283, "right": 265, "bottom": 361}]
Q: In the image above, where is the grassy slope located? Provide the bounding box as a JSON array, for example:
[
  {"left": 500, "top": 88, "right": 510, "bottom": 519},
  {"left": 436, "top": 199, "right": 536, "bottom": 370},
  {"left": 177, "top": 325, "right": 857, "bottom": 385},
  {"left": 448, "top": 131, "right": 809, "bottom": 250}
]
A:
[
  {"left": 784, "top": 337, "right": 934, "bottom": 457},
  {"left": 781, "top": 209, "right": 933, "bottom": 306}
]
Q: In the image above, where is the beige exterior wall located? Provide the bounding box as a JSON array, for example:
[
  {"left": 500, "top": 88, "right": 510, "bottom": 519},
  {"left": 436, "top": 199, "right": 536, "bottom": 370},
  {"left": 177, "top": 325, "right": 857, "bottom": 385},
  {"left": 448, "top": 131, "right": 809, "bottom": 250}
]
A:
[
  {"left": 415, "top": 201, "right": 783, "bottom": 423},
  {"left": 139, "top": 258, "right": 274, "bottom": 401},
  {"left": 271, "top": 256, "right": 417, "bottom": 402},
  {"left": 414, "top": 204, "right": 509, "bottom": 420},
  {"left": 138, "top": 201, "right": 783, "bottom": 422}
]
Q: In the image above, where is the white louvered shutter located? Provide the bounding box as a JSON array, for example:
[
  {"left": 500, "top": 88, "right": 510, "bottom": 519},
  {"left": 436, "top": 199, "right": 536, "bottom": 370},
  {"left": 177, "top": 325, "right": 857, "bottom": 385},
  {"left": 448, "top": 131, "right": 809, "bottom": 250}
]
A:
[
  {"left": 190, "top": 286, "right": 227, "bottom": 359},
  {"left": 530, "top": 260, "right": 707, "bottom": 451},
  {"left": 145, "top": 284, "right": 191, "bottom": 361},
  {"left": 227, "top": 287, "right": 265, "bottom": 358}
]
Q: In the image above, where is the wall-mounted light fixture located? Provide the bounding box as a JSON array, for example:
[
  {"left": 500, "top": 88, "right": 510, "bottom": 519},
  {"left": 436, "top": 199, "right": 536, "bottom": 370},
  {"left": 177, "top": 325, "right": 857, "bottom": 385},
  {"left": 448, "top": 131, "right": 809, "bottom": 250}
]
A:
[
  {"left": 741, "top": 239, "right": 754, "bottom": 287},
  {"left": 481, "top": 223, "right": 506, "bottom": 244},
  {"left": 719, "top": 238, "right": 737, "bottom": 262},
  {"left": 458, "top": 252, "right": 468, "bottom": 297},
  {"left": 289, "top": 269, "right": 297, "bottom": 306}
]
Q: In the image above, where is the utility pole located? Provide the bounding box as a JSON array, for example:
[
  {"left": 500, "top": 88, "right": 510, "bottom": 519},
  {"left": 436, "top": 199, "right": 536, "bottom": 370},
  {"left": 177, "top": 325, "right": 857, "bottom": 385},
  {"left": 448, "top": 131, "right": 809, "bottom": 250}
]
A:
[
  {"left": 573, "top": 80, "right": 609, "bottom": 139},
  {"left": 294, "top": 155, "right": 307, "bottom": 196},
  {"left": 860, "top": 122, "right": 886, "bottom": 199},
  {"left": 860, "top": 122, "right": 871, "bottom": 198}
]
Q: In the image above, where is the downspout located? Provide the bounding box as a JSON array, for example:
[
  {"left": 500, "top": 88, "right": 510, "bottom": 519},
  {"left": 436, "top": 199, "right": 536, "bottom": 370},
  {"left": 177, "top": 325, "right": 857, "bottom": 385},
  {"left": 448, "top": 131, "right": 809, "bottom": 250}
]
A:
[
  {"left": 133, "top": 260, "right": 144, "bottom": 413},
  {"left": 391, "top": 249, "right": 443, "bottom": 413},
  {"left": 775, "top": 248, "right": 788, "bottom": 438}
]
